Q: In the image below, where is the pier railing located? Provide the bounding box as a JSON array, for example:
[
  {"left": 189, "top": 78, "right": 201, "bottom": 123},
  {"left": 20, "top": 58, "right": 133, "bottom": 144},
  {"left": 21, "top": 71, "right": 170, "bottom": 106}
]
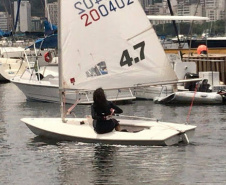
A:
[{"left": 182, "top": 54, "right": 226, "bottom": 85}]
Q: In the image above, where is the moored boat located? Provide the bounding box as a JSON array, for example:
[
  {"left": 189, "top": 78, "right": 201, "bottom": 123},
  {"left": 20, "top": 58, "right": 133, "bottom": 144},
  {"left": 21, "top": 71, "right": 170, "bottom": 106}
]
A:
[{"left": 154, "top": 91, "right": 223, "bottom": 105}]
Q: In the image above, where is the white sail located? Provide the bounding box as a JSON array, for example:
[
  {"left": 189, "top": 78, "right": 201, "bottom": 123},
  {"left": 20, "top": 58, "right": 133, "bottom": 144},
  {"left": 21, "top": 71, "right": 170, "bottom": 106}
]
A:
[{"left": 60, "top": 0, "right": 178, "bottom": 90}]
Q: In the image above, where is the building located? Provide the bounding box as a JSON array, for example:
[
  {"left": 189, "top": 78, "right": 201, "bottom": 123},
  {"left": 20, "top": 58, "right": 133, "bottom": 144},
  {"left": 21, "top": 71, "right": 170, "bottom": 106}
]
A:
[
  {"left": 145, "top": 3, "right": 164, "bottom": 15},
  {"left": 178, "top": 3, "right": 204, "bottom": 17},
  {"left": 162, "top": 0, "right": 177, "bottom": 15},
  {"left": 46, "top": 2, "right": 58, "bottom": 26},
  {"left": 0, "top": 12, "right": 9, "bottom": 31},
  {"left": 31, "top": 16, "right": 42, "bottom": 31},
  {"left": 14, "top": 0, "right": 31, "bottom": 32},
  {"left": 205, "top": 0, "right": 225, "bottom": 21},
  {"left": 143, "top": 0, "right": 225, "bottom": 23}
]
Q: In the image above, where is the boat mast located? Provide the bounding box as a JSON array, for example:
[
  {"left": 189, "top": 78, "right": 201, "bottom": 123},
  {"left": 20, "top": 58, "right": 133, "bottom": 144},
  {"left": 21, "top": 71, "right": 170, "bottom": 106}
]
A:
[
  {"left": 44, "top": 0, "right": 53, "bottom": 30},
  {"left": 166, "top": 0, "right": 181, "bottom": 48},
  {"left": 58, "top": 0, "right": 66, "bottom": 122},
  {"left": 225, "top": 0, "right": 226, "bottom": 36},
  {"left": 13, "top": 0, "right": 21, "bottom": 33}
]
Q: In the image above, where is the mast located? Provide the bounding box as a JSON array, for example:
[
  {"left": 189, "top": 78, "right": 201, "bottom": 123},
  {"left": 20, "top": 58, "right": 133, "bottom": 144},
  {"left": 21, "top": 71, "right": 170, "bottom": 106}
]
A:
[
  {"left": 166, "top": 0, "right": 182, "bottom": 48},
  {"left": 13, "top": 0, "right": 21, "bottom": 33},
  {"left": 225, "top": 0, "right": 226, "bottom": 36},
  {"left": 44, "top": 0, "right": 53, "bottom": 30},
  {"left": 58, "top": 0, "right": 65, "bottom": 122}
]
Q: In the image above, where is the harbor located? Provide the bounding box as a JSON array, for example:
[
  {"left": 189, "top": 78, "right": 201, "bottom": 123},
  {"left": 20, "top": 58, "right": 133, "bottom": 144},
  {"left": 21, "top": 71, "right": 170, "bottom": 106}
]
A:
[
  {"left": 1, "top": 0, "right": 226, "bottom": 184},
  {"left": 0, "top": 82, "right": 226, "bottom": 184},
  {"left": 164, "top": 48, "right": 226, "bottom": 85},
  {"left": 182, "top": 53, "right": 226, "bottom": 85}
]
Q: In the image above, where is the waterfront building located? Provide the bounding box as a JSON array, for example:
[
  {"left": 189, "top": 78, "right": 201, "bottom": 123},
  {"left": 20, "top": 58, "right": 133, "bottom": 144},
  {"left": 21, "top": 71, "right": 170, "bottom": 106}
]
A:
[
  {"left": 31, "top": 16, "right": 42, "bottom": 32},
  {"left": 14, "top": 1, "right": 31, "bottom": 32},
  {"left": 46, "top": 2, "right": 58, "bottom": 26},
  {"left": 0, "top": 0, "right": 223, "bottom": 30},
  {"left": 178, "top": 3, "right": 204, "bottom": 18},
  {"left": 0, "top": 12, "right": 9, "bottom": 31},
  {"left": 205, "top": 0, "right": 225, "bottom": 21}
]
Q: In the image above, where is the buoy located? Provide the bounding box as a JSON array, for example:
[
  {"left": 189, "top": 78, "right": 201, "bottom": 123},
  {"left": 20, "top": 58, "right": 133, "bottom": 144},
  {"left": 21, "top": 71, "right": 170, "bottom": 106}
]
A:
[
  {"left": 44, "top": 52, "right": 52, "bottom": 62},
  {"left": 197, "top": 45, "right": 207, "bottom": 54}
]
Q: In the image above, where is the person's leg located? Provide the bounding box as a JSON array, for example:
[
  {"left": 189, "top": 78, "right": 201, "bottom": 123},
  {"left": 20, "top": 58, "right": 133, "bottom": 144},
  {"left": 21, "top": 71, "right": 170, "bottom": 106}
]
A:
[
  {"left": 115, "top": 124, "right": 121, "bottom": 131},
  {"left": 113, "top": 119, "right": 120, "bottom": 131}
]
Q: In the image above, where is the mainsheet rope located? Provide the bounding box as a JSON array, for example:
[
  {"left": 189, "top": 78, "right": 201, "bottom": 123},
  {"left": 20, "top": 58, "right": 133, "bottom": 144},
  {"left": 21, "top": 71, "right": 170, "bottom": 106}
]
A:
[
  {"left": 186, "top": 83, "right": 199, "bottom": 124},
  {"left": 66, "top": 98, "right": 81, "bottom": 116},
  {"left": 113, "top": 89, "right": 120, "bottom": 104}
]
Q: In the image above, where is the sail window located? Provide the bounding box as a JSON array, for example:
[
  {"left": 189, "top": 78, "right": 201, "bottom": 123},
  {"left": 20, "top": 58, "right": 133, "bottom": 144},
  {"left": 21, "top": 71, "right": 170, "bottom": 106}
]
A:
[{"left": 86, "top": 61, "right": 108, "bottom": 77}]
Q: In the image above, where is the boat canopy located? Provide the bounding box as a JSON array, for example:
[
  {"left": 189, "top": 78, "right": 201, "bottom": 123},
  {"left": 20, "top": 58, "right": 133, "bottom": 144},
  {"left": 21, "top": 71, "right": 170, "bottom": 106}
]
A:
[
  {"left": 27, "top": 34, "right": 57, "bottom": 49},
  {"left": 147, "top": 15, "right": 210, "bottom": 21},
  {"left": 0, "top": 29, "right": 12, "bottom": 37}
]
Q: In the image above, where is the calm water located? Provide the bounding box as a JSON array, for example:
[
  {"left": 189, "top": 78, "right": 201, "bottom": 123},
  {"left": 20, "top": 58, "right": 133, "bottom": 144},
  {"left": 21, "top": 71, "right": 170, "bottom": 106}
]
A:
[{"left": 1, "top": 82, "right": 226, "bottom": 185}]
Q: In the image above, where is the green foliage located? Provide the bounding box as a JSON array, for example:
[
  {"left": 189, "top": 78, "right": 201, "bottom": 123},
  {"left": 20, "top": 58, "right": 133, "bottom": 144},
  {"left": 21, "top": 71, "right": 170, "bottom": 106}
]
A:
[{"left": 153, "top": 21, "right": 226, "bottom": 37}]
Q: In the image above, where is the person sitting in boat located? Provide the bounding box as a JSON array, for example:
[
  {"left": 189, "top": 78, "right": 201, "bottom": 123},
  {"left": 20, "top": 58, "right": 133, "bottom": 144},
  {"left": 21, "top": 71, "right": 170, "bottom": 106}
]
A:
[{"left": 91, "top": 87, "right": 123, "bottom": 134}]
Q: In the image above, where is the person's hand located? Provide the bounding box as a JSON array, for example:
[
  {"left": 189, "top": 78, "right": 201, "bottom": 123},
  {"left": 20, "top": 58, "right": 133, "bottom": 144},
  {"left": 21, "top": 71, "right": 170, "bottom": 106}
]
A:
[
  {"left": 105, "top": 115, "right": 112, "bottom": 120},
  {"left": 110, "top": 108, "right": 115, "bottom": 115}
]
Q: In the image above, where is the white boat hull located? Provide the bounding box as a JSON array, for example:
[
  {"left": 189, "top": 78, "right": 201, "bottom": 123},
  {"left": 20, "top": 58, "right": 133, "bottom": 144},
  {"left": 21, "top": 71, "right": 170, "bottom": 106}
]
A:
[
  {"left": 0, "top": 73, "right": 7, "bottom": 82},
  {"left": 154, "top": 91, "right": 223, "bottom": 105},
  {"left": 21, "top": 117, "right": 196, "bottom": 146},
  {"left": 12, "top": 78, "right": 135, "bottom": 104},
  {"left": 134, "top": 85, "right": 174, "bottom": 100},
  {"left": 0, "top": 58, "right": 27, "bottom": 82}
]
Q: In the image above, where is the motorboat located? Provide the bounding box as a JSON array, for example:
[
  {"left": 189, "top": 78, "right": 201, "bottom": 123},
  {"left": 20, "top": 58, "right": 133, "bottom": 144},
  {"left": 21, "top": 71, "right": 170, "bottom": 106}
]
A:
[
  {"left": 134, "top": 55, "right": 197, "bottom": 100},
  {"left": 154, "top": 72, "right": 226, "bottom": 105}
]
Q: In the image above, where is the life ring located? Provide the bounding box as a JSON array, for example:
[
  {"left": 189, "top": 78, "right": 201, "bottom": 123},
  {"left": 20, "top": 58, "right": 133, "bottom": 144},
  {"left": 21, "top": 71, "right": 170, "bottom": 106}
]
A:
[{"left": 44, "top": 52, "right": 52, "bottom": 62}]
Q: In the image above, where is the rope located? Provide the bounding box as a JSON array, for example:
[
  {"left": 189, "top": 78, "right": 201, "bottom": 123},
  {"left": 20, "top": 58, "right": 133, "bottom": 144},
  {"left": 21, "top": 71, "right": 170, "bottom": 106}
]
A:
[
  {"left": 113, "top": 89, "right": 120, "bottom": 104},
  {"left": 114, "top": 114, "right": 190, "bottom": 143},
  {"left": 186, "top": 82, "right": 199, "bottom": 124},
  {"left": 115, "top": 114, "right": 187, "bottom": 135},
  {"left": 66, "top": 98, "right": 81, "bottom": 115},
  {"left": 187, "top": 0, "right": 200, "bottom": 57},
  {"left": 12, "top": 59, "right": 24, "bottom": 78},
  {"left": 114, "top": 114, "right": 158, "bottom": 121}
]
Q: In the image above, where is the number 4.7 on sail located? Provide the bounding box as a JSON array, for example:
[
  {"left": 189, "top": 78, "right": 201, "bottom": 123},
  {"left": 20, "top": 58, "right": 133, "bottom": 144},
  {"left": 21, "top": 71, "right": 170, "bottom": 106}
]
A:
[{"left": 120, "top": 41, "right": 145, "bottom": 67}]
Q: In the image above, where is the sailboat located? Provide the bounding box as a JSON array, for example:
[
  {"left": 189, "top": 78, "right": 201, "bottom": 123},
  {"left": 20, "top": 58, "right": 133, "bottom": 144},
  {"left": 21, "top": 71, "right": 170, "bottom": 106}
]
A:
[
  {"left": 20, "top": 0, "right": 197, "bottom": 146},
  {"left": 0, "top": 0, "right": 26, "bottom": 82},
  {"left": 11, "top": 35, "right": 135, "bottom": 104}
]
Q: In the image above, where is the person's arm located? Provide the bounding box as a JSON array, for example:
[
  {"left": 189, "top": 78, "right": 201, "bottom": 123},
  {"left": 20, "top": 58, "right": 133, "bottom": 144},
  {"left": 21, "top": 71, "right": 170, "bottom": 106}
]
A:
[
  {"left": 91, "top": 104, "right": 103, "bottom": 120},
  {"left": 109, "top": 102, "right": 123, "bottom": 114}
]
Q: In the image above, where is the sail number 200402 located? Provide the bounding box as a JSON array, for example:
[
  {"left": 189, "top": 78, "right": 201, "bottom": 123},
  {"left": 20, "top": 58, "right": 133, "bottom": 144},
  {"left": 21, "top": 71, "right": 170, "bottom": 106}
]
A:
[{"left": 74, "top": 0, "right": 134, "bottom": 27}]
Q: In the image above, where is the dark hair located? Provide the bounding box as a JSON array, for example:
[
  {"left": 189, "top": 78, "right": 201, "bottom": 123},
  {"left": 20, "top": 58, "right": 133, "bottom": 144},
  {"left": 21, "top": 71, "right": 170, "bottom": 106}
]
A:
[{"left": 93, "top": 88, "right": 107, "bottom": 108}]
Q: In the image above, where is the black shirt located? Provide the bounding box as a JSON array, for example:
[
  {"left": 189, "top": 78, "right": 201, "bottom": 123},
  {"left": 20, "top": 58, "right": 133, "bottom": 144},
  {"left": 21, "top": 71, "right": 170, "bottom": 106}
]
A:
[{"left": 91, "top": 101, "right": 123, "bottom": 134}]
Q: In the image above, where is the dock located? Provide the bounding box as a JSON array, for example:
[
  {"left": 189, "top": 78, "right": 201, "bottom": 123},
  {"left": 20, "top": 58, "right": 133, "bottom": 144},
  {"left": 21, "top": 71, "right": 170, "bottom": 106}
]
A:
[
  {"left": 165, "top": 48, "right": 226, "bottom": 55},
  {"left": 181, "top": 53, "right": 226, "bottom": 85}
]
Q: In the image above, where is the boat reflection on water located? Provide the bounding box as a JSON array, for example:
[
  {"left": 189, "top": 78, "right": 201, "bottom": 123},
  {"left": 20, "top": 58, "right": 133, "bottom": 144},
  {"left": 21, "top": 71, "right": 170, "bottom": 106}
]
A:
[
  {"left": 92, "top": 145, "right": 117, "bottom": 184},
  {"left": 1, "top": 81, "right": 226, "bottom": 184}
]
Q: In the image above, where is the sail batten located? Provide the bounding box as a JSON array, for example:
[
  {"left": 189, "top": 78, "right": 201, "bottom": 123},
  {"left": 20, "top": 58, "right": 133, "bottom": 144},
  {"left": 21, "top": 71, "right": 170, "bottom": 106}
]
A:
[{"left": 127, "top": 26, "right": 153, "bottom": 41}]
